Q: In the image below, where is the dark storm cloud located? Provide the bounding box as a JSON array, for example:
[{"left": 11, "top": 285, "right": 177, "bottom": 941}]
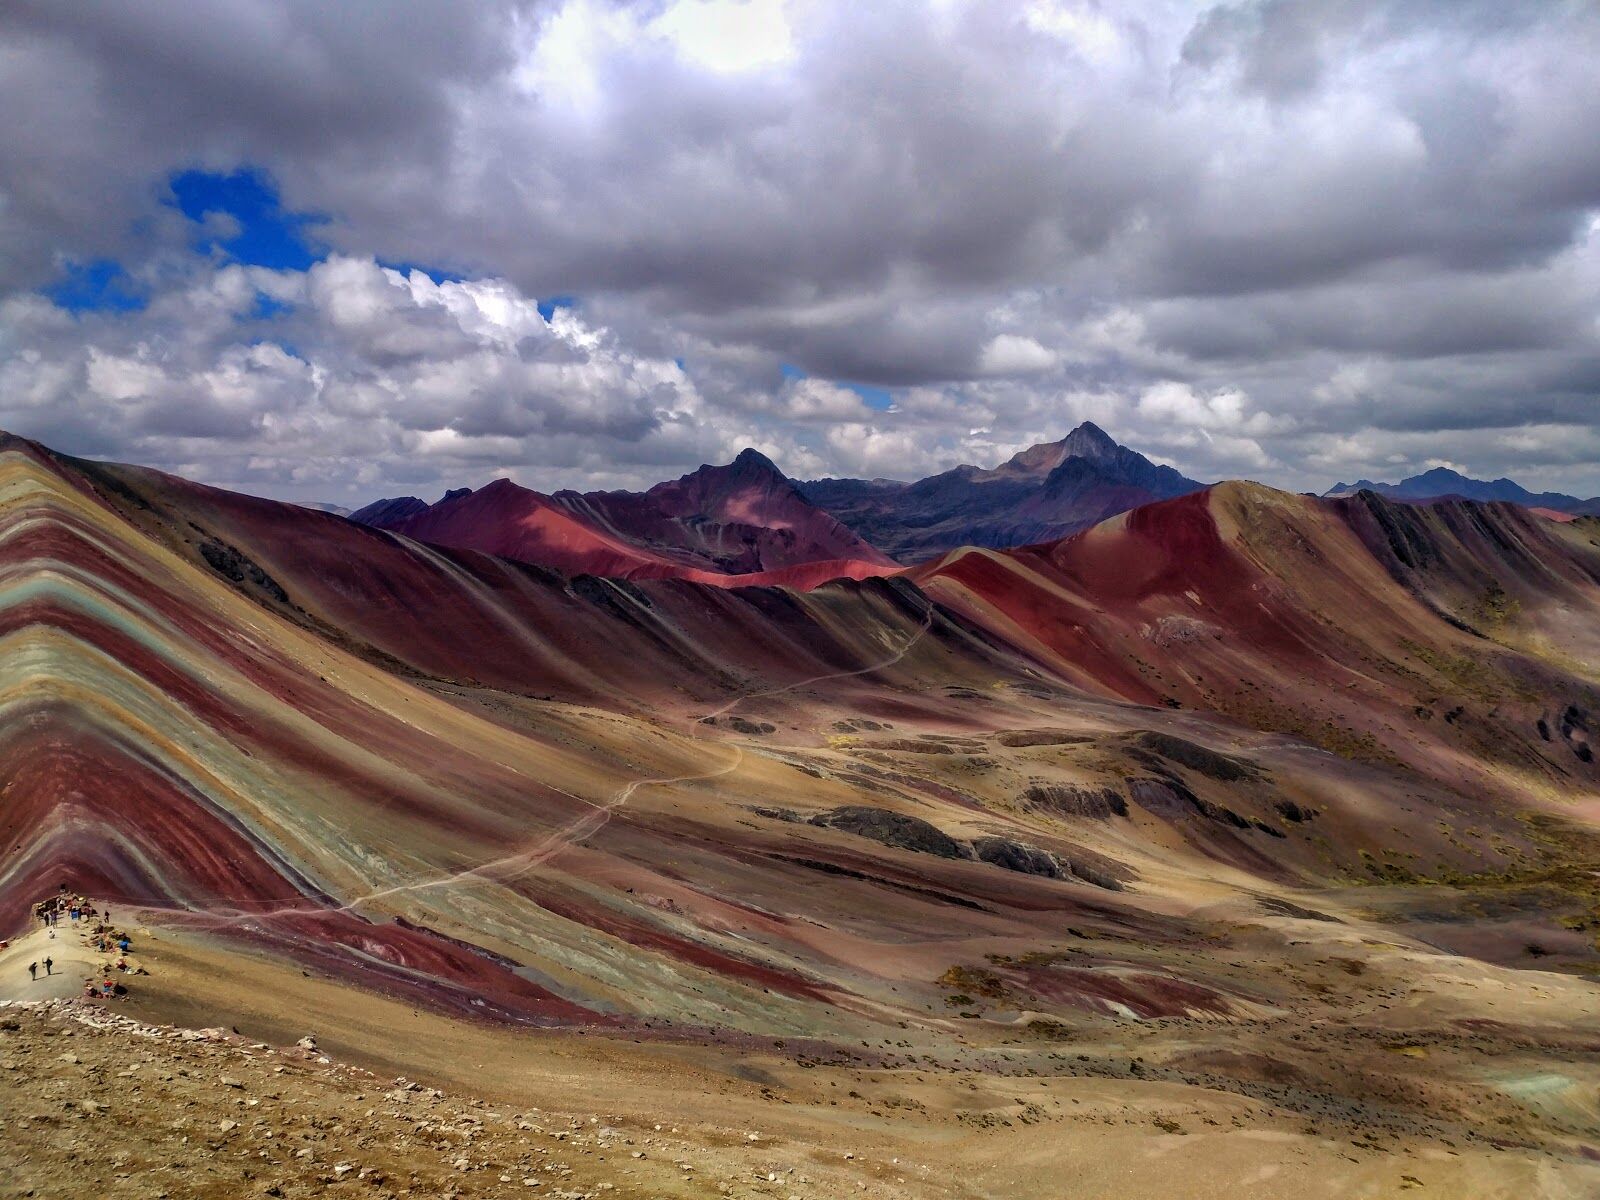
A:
[{"left": 1, "top": 0, "right": 1598, "bottom": 499}]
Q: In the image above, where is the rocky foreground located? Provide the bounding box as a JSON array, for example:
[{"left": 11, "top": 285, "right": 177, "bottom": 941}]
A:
[{"left": 0, "top": 1001, "right": 904, "bottom": 1200}]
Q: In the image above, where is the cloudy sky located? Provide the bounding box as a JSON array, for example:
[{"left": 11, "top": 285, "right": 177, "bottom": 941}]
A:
[{"left": 2, "top": 0, "right": 1598, "bottom": 503}]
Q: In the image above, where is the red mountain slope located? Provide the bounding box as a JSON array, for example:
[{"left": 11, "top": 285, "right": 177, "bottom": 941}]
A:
[
  {"left": 385, "top": 478, "right": 691, "bottom": 580},
  {"left": 915, "top": 482, "right": 1600, "bottom": 806},
  {"left": 362, "top": 450, "right": 897, "bottom": 586},
  {"left": 556, "top": 448, "right": 898, "bottom": 575}
]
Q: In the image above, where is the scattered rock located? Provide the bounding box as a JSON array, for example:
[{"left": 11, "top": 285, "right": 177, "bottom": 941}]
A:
[
  {"left": 1273, "top": 799, "right": 1315, "bottom": 823},
  {"left": 1129, "top": 732, "right": 1259, "bottom": 782},
  {"left": 809, "top": 806, "right": 968, "bottom": 858},
  {"left": 1020, "top": 784, "right": 1128, "bottom": 819},
  {"left": 971, "top": 837, "right": 1070, "bottom": 880},
  {"left": 995, "top": 730, "right": 1093, "bottom": 748}
]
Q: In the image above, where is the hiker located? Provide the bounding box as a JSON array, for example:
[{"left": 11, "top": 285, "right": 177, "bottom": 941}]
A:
[
  {"left": 43, "top": 957, "right": 52, "bottom": 976},
  {"left": 28, "top": 962, "right": 37, "bottom": 981}
]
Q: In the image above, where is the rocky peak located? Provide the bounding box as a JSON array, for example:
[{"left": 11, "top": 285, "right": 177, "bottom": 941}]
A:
[
  {"left": 1000, "top": 421, "right": 1121, "bottom": 476},
  {"left": 727, "top": 447, "right": 785, "bottom": 479}
]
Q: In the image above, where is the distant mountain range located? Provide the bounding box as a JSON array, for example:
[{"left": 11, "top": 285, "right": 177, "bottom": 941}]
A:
[
  {"left": 351, "top": 422, "right": 1205, "bottom": 576},
  {"left": 801, "top": 421, "right": 1206, "bottom": 561},
  {"left": 352, "top": 447, "right": 897, "bottom": 585},
  {"left": 350, "top": 427, "right": 1600, "bottom": 580},
  {"left": 1326, "top": 466, "right": 1600, "bottom": 517}
]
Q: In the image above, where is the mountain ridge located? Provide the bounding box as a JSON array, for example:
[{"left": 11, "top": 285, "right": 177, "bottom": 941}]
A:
[
  {"left": 1326, "top": 465, "right": 1600, "bottom": 516},
  {"left": 801, "top": 422, "right": 1207, "bottom": 561},
  {"left": 352, "top": 448, "right": 896, "bottom": 582},
  {"left": 348, "top": 423, "right": 1208, "bottom": 570}
]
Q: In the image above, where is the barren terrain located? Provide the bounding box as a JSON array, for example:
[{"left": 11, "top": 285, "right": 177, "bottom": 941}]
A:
[{"left": 6, "top": 430, "right": 1600, "bottom": 1196}]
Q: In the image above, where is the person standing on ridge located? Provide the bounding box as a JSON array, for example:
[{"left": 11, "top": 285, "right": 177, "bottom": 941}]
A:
[
  {"left": 43, "top": 956, "right": 53, "bottom": 976},
  {"left": 28, "top": 962, "right": 37, "bottom": 981}
]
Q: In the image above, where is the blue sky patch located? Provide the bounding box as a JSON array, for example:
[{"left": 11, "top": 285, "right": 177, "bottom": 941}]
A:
[
  {"left": 538, "top": 294, "right": 577, "bottom": 322},
  {"left": 45, "top": 259, "right": 147, "bottom": 313},
  {"left": 252, "top": 290, "right": 293, "bottom": 320},
  {"left": 844, "top": 382, "right": 894, "bottom": 411},
  {"left": 171, "top": 168, "right": 324, "bottom": 270}
]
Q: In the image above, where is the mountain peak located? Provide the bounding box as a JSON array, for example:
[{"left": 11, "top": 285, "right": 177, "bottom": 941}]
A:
[
  {"left": 478, "top": 476, "right": 527, "bottom": 495},
  {"left": 1061, "top": 420, "right": 1118, "bottom": 455},
  {"left": 661, "top": 448, "right": 790, "bottom": 494},
  {"left": 1000, "top": 421, "right": 1123, "bottom": 477},
  {"left": 1411, "top": 466, "right": 1470, "bottom": 486},
  {"left": 730, "top": 447, "right": 783, "bottom": 476}
]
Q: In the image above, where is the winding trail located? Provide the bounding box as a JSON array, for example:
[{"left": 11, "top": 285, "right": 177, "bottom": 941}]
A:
[
  {"left": 336, "top": 745, "right": 745, "bottom": 913},
  {"left": 358, "top": 598, "right": 936, "bottom": 909},
  {"left": 125, "top": 598, "right": 936, "bottom": 930},
  {"left": 702, "top": 603, "right": 934, "bottom": 721},
  {"left": 127, "top": 746, "right": 743, "bottom": 930}
]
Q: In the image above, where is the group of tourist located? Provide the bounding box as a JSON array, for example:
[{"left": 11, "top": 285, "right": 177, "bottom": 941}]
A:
[
  {"left": 84, "top": 913, "right": 143, "bottom": 999},
  {"left": 33, "top": 888, "right": 103, "bottom": 928},
  {"left": 22, "top": 886, "right": 145, "bottom": 1000}
]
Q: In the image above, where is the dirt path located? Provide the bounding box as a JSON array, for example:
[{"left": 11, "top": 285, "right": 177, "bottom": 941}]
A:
[
  {"left": 0, "top": 925, "right": 91, "bottom": 1003},
  {"left": 702, "top": 604, "right": 934, "bottom": 721}
]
